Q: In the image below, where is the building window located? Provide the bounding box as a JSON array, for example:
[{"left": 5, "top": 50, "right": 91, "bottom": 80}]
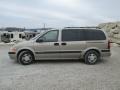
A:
[
  {"left": 11, "top": 34, "right": 13, "bottom": 38},
  {"left": 19, "top": 34, "right": 22, "bottom": 38}
]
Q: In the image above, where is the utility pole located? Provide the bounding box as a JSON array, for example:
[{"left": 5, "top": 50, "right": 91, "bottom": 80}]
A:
[{"left": 43, "top": 23, "right": 46, "bottom": 29}]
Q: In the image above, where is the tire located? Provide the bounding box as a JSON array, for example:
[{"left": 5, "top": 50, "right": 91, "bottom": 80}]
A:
[
  {"left": 18, "top": 51, "right": 34, "bottom": 65},
  {"left": 84, "top": 50, "right": 100, "bottom": 65}
]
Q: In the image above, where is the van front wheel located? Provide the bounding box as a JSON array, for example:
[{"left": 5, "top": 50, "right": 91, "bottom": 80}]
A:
[
  {"left": 84, "top": 50, "right": 100, "bottom": 65},
  {"left": 18, "top": 51, "right": 34, "bottom": 65}
]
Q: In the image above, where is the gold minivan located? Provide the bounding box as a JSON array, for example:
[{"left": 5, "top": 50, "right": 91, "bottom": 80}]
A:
[{"left": 8, "top": 27, "right": 111, "bottom": 65}]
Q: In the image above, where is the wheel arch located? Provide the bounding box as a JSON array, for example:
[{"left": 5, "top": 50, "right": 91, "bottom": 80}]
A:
[
  {"left": 83, "top": 48, "right": 101, "bottom": 58},
  {"left": 17, "top": 49, "right": 35, "bottom": 60}
]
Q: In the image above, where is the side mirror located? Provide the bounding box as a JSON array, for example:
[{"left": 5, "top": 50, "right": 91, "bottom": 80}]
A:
[{"left": 36, "top": 39, "right": 44, "bottom": 43}]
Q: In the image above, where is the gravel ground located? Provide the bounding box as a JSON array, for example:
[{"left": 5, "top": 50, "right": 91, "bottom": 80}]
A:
[{"left": 0, "top": 44, "right": 120, "bottom": 90}]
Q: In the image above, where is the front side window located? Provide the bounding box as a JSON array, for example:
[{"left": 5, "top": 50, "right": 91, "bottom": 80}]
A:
[{"left": 38, "top": 30, "right": 58, "bottom": 42}]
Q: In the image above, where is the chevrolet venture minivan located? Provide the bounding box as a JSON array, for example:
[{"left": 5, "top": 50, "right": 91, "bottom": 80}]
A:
[{"left": 8, "top": 27, "right": 111, "bottom": 65}]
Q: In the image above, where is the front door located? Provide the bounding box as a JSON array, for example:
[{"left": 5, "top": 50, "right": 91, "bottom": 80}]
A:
[{"left": 34, "top": 30, "right": 60, "bottom": 60}]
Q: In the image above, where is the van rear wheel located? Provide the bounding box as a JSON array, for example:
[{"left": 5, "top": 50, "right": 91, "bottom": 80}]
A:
[
  {"left": 84, "top": 50, "right": 100, "bottom": 65},
  {"left": 18, "top": 51, "right": 34, "bottom": 65}
]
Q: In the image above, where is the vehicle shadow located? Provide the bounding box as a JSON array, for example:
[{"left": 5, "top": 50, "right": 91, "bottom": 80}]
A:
[
  {"left": 97, "top": 58, "right": 109, "bottom": 64},
  {"left": 33, "top": 59, "right": 85, "bottom": 65},
  {"left": 11, "top": 58, "right": 108, "bottom": 65},
  {"left": 33, "top": 59, "right": 106, "bottom": 65}
]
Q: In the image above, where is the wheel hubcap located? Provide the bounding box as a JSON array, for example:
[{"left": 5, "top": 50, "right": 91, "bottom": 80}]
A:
[
  {"left": 22, "top": 54, "right": 32, "bottom": 63},
  {"left": 88, "top": 53, "right": 97, "bottom": 63}
]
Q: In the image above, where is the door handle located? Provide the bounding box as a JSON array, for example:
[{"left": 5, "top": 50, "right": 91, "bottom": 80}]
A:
[
  {"left": 61, "top": 43, "right": 67, "bottom": 46},
  {"left": 54, "top": 43, "right": 59, "bottom": 46}
]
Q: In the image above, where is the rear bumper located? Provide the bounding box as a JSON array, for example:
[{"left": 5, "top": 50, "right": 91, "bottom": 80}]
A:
[
  {"left": 8, "top": 52, "right": 16, "bottom": 60},
  {"left": 101, "top": 49, "right": 111, "bottom": 57}
]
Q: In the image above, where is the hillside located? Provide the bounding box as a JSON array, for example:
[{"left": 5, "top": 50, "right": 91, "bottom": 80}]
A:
[{"left": 98, "top": 22, "right": 120, "bottom": 39}]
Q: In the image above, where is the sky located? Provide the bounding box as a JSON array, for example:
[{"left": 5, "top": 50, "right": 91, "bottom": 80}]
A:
[{"left": 0, "top": 0, "right": 119, "bottom": 28}]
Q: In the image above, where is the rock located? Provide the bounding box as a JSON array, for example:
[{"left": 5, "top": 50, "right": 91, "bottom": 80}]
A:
[{"left": 98, "top": 22, "right": 120, "bottom": 38}]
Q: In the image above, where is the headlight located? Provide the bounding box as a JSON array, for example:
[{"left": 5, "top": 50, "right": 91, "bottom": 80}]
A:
[{"left": 10, "top": 47, "right": 16, "bottom": 52}]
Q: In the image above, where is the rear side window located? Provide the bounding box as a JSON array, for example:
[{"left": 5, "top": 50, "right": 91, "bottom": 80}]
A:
[
  {"left": 62, "top": 29, "right": 84, "bottom": 41},
  {"left": 84, "top": 30, "right": 106, "bottom": 40},
  {"left": 62, "top": 29, "right": 106, "bottom": 41}
]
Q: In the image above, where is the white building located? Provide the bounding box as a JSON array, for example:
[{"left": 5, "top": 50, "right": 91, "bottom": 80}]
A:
[
  {"left": 0, "top": 28, "right": 48, "bottom": 43},
  {"left": 0, "top": 31, "right": 25, "bottom": 43},
  {"left": 9, "top": 31, "right": 25, "bottom": 42}
]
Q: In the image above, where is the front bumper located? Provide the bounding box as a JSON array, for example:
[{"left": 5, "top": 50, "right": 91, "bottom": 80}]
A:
[{"left": 8, "top": 52, "right": 16, "bottom": 60}]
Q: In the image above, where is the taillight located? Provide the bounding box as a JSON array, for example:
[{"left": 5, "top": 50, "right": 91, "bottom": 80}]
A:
[{"left": 108, "top": 40, "right": 111, "bottom": 49}]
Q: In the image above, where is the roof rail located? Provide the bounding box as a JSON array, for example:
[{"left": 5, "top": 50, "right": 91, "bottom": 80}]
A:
[{"left": 64, "top": 27, "right": 100, "bottom": 29}]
